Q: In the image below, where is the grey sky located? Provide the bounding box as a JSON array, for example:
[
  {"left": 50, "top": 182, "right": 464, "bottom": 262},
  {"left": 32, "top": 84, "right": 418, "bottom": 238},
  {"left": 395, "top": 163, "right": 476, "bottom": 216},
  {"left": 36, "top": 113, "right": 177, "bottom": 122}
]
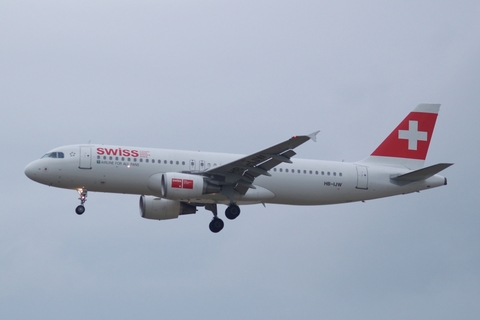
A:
[{"left": 1, "top": 1, "right": 479, "bottom": 319}]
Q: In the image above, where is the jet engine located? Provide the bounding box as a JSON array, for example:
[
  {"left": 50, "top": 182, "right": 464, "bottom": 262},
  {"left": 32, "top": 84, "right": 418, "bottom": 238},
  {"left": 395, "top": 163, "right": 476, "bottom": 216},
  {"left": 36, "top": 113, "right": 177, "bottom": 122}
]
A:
[
  {"left": 148, "top": 172, "right": 221, "bottom": 200},
  {"left": 139, "top": 195, "right": 196, "bottom": 220}
]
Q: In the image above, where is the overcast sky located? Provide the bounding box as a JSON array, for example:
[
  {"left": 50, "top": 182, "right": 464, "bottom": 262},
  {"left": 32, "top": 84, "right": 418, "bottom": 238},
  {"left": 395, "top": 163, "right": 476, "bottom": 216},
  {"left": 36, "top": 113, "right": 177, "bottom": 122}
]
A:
[{"left": 1, "top": 1, "right": 479, "bottom": 319}]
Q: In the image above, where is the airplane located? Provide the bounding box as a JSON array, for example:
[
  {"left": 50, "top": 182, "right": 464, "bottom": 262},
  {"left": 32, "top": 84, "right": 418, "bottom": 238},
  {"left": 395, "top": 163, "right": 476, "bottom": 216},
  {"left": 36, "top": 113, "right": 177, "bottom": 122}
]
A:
[{"left": 24, "top": 104, "right": 452, "bottom": 233}]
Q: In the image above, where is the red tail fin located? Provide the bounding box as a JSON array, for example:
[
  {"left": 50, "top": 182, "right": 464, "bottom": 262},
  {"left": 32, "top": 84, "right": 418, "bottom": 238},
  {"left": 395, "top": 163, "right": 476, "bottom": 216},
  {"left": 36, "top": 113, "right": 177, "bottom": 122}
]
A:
[{"left": 362, "top": 104, "right": 440, "bottom": 169}]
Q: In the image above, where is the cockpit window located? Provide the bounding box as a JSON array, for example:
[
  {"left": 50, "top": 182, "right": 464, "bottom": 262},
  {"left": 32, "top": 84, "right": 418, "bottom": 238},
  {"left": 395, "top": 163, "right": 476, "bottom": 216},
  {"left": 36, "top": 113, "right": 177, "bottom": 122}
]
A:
[{"left": 41, "top": 152, "right": 65, "bottom": 159}]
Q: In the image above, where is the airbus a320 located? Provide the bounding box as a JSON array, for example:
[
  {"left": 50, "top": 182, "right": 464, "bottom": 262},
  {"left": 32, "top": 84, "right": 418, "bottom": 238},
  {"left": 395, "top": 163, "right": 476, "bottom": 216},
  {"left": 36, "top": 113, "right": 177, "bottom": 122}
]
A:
[{"left": 25, "top": 104, "right": 452, "bottom": 233}]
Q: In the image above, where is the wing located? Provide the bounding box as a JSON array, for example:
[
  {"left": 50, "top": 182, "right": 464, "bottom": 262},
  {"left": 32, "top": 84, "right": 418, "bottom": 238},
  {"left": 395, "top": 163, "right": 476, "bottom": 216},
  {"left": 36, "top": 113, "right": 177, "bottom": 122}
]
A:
[{"left": 204, "top": 131, "right": 320, "bottom": 196}]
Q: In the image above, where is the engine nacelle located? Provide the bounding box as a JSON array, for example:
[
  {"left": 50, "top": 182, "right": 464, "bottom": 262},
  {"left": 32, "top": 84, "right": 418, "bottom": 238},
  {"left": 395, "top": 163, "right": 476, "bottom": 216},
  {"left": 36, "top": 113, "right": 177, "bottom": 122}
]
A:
[
  {"left": 139, "top": 195, "right": 196, "bottom": 220},
  {"left": 148, "top": 172, "right": 221, "bottom": 200}
]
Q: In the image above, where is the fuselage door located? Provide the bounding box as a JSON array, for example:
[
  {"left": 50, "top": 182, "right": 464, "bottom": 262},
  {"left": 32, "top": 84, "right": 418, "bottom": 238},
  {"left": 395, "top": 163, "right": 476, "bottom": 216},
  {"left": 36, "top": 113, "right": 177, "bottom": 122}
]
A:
[
  {"left": 79, "top": 147, "right": 92, "bottom": 169},
  {"left": 189, "top": 159, "right": 196, "bottom": 171},
  {"left": 355, "top": 165, "right": 368, "bottom": 190}
]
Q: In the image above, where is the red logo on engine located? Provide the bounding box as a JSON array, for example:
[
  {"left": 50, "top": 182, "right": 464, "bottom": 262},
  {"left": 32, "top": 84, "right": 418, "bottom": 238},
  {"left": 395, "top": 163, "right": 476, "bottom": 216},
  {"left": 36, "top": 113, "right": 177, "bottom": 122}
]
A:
[
  {"left": 182, "top": 179, "right": 194, "bottom": 189},
  {"left": 171, "top": 179, "right": 194, "bottom": 189},
  {"left": 171, "top": 178, "right": 183, "bottom": 188}
]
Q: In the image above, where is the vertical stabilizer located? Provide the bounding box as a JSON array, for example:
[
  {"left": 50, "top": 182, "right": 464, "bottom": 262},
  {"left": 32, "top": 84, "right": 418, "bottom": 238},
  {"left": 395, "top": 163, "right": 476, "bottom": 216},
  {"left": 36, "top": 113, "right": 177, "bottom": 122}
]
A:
[{"left": 361, "top": 104, "right": 440, "bottom": 169}]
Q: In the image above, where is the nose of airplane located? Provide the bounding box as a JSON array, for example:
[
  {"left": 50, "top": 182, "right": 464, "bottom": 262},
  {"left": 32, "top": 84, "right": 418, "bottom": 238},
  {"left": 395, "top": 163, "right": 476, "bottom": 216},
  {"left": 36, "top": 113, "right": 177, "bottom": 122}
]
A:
[{"left": 24, "top": 161, "right": 39, "bottom": 181}]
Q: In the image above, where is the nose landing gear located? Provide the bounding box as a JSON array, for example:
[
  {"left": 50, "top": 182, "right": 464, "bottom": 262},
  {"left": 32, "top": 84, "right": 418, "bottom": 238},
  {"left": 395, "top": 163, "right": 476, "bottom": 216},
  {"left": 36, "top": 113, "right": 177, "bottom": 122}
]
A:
[{"left": 75, "top": 188, "right": 87, "bottom": 215}]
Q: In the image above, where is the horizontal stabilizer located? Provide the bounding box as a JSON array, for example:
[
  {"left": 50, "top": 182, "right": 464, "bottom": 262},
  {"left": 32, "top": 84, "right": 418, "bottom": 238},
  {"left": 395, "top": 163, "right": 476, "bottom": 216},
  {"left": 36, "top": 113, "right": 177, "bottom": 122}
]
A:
[{"left": 391, "top": 163, "right": 453, "bottom": 181}]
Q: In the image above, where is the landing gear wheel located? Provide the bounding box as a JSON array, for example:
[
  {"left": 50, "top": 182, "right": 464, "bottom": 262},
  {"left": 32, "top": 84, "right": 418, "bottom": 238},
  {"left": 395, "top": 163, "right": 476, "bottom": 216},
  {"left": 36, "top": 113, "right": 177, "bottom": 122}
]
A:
[
  {"left": 209, "top": 217, "right": 224, "bottom": 233},
  {"left": 225, "top": 204, "right": 241, "bottom": 220},
  {"left": 75, "top": 205, "right": 85, "bottom": 215},
  {"left": 75, "top": 189, "right": 88, "bottom": 215}
]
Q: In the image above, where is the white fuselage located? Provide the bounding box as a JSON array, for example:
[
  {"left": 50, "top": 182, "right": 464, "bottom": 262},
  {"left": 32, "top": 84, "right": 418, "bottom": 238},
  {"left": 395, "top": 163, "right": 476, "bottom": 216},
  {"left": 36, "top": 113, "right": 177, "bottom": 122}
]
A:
[{"left": 24, "top": 144, "right": 447, "bottom": 206}]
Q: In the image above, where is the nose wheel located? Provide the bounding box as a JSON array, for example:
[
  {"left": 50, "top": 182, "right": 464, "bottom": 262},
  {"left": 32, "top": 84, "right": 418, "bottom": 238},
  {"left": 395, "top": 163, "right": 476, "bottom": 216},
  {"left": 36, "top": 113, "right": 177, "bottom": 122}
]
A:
[
  {"left": 75, "top": 205, "right": 85, "bottom": 215},
  {"left": 75, "top": 189, "right": 87, "bottom": 215}
]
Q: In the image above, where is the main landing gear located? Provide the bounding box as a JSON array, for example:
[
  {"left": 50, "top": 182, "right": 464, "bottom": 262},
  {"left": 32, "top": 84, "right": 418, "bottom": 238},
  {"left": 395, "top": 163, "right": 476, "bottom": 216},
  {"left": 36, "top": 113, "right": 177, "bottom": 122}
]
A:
[
  {"left": 206, "top": 203, "right": 241, "bottom": 233},
  {"left": 206, "top": 204, "right": 223, "bottom": 233},
  {"left": 75, "top": 188, "right": 87, "bottom": 215},
  {"left": 209, "top": 217, "right": 224, "bottom": 233},
  {"left": 225, "top": 204, "right": 241, "bottom": 220}
]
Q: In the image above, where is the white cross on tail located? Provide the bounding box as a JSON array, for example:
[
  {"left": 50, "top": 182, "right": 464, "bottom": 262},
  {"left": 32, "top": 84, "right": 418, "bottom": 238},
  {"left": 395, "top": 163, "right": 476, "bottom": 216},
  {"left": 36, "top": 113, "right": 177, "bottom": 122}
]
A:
[{"left": 398, "top": 120, "right": 428, "bottom": 150}]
